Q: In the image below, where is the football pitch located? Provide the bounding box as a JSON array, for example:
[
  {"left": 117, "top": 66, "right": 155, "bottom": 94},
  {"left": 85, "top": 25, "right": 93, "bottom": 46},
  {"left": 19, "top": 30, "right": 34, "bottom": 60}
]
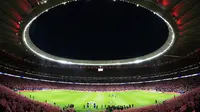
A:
[{"left": 20, "top": 90, "right": 180, "bottom": 111}]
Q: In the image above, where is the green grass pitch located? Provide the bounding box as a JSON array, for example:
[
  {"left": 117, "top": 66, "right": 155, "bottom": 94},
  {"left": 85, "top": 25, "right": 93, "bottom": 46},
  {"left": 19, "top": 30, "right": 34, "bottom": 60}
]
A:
[{"left": 20, "top": 90, "right": 179, "bottom": 111}]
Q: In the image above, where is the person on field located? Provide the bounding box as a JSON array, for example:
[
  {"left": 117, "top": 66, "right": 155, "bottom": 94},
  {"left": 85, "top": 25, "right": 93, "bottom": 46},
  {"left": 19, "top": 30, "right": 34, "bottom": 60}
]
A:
[{"left": 155, "top": 100, "right": 158, "bottom": 104}]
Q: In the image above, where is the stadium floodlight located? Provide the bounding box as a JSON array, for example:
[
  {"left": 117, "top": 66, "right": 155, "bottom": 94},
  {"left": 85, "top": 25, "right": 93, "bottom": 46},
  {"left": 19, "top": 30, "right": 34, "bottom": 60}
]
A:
[
  {"left": 39, "top": 0, "right": 48, "bottom": 4},
  {"left": 22, "top": 0, "right": 176, "bottom": 66},
  {"left": 133, "top": 60, "right": 143, "bottom": 64}
]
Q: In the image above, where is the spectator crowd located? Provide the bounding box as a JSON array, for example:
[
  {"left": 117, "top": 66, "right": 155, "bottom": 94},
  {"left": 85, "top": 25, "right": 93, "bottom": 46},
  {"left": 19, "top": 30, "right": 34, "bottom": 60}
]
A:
[{"left": 0, "top": 85, "right": 60, "bottom": 112}]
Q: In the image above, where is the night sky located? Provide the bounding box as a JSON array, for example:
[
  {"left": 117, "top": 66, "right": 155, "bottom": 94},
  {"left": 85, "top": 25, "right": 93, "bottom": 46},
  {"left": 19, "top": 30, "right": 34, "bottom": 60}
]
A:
[{"left": 29, "top": 0, "right": 168, "bottom": 60}]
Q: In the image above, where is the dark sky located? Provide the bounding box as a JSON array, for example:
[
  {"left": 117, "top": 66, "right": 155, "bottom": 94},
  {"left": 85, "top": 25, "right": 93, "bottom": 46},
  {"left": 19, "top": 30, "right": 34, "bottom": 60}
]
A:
[{"left": 29, "top": 0, "right": 168, "bottom": 60}]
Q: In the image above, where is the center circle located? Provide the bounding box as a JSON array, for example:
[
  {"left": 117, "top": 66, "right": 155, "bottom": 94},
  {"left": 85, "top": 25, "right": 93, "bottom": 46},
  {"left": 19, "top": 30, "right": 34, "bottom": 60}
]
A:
[{"left": 29, "top": 0, "right": 168, "bottom": 61}]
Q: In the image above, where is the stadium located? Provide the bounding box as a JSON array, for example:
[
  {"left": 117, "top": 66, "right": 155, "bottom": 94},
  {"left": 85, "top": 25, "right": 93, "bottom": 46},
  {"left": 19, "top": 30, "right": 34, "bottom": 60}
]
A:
[{"left": 0, "top": 0, "right": 200, "bottom": 112}]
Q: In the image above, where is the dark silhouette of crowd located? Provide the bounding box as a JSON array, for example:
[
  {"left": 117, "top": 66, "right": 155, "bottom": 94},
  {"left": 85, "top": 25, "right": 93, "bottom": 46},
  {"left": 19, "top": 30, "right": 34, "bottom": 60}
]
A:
[
  {"left": 105, "top": 104, "right": 134, "bottom": 112},
  {"left": 0, "top": 85, "right": 60, "bottom": 112},
  {"left": 1, "top": 75, "right": 200, "bottom": 112}
]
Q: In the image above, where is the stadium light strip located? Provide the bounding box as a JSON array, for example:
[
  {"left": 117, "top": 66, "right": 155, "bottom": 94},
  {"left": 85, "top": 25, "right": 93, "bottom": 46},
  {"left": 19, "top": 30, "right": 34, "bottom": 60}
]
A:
[{"left": 23, "top": 0, "right": 176, "bottom": 66}]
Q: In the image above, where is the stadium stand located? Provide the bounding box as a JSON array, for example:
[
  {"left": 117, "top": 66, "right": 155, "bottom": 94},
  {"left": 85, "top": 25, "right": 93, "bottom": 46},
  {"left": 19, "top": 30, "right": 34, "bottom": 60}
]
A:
[
  {"left": 0, "top": 85, "right": 60, "bottom": 112},
  {"left": 1, "top": 75, "right": 200, "bottom": 92}
]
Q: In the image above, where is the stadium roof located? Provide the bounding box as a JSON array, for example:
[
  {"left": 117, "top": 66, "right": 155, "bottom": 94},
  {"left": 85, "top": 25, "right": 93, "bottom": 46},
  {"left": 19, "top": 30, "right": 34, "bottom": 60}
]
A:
[
  {"left": 22, "top": 0, "right": 176, "bottom": 66},
  {"left": 0, "top": 0, "right": 200, "bottom": 81}
]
